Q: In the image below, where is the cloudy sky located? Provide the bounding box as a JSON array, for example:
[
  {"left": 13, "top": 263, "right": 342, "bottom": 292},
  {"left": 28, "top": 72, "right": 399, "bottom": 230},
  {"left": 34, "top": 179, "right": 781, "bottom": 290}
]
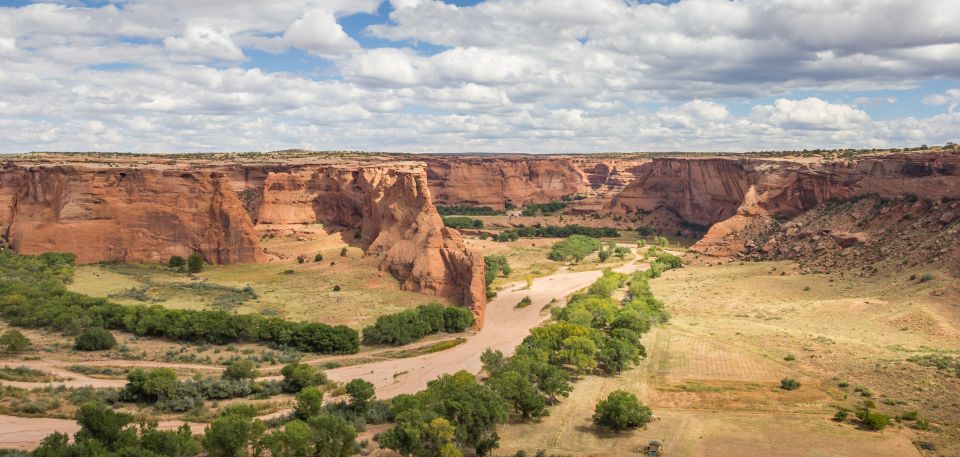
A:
[{"left": 1, "top": 0, "right": 959, "bottom": 153}]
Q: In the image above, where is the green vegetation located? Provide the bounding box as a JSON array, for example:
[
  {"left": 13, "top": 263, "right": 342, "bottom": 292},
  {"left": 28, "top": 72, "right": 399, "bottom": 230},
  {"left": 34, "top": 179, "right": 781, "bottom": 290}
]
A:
[
  {"left": 0, "top": 329, "right": 30, "bottom": 352},
  {"left": 515, "top": 296, "right": 532, "bottom": 309},
  {"left": 379, "top": 371, "right": 505, "bottom": 456},
  {"left": 855, "top": 402, "right": 891, "bottom": 431},
  {"left": 592, "top": 390, "right": 652, "bottom": 432},
  {"left": 187, "top": 253, "right": 204, "bottom": 274},
  {"left": 484, "top": 255, "right": 512, "bottom": 298},
  {"left": 122, "top": 367, "right": 282, "bottom": 412},
  {"left": 280, "top": 363, "right": 327, "bottom": 393},
  {"left": 33, "top": 402, "right": 200, "bottom": 457},
  {"left": 442, "top": 216, "right": 483, "bottom": 229},
  {"left": 362, "top": 303, "right": 474, "bottom": 346},
  {"left": 74, "top": 328, "right": 117, "bottom": 351},
  {"left": 436, "top": 205, "right": 502, "bottom": 216},
  {"left": 0, "top": 366, "right": 57, "bottom": 382},
  {"left": 168, "top": 256, "right": 185, "bottom": 268},
  {"left": 780, "top": 378, "right": 801, "bottom": 390},
  {"left": 636, "top": 226, "right": 655, "bottom": 237},
  {"left": 0, "top": 252, "right": 360, "bottom": 354},
  {"left": 547, "top": 235, "right": 602, "bottom": 262},
  {"left": 497, "top": 225, "right": 619, "bottom": 239},
  {"left": 222, "top": 360, "right": 259, "bottom": 381},
  {"left": 521, "top": 201, "right": 567, "bottom": 216},
  {"left": 906, "top": 353, "right": 960, "bottom": 376}
]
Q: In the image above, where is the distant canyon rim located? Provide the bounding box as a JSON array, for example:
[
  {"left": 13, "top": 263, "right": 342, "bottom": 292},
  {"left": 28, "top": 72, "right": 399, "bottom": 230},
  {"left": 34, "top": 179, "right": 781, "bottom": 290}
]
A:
[{"left": 2, "top": 148, "right": 959, "bottom": 324}]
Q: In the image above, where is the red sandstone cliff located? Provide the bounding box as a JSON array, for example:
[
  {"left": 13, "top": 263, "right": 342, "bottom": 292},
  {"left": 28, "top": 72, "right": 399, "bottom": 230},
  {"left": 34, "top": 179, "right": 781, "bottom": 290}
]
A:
[
  {"left": 0, "top": 159, "right": 486, "bottom": 323},
  {"left": 250, "top": 164, "right": 487, "bottom": 325},
  {"left": 0, "top": 164, "right": 263, "bottom": 264},
  {"left": 421, "top": 156, "right": 649, "bottom": 210},
  {"left": 607, "top": 152, "right": 960, "bottom": 257}
]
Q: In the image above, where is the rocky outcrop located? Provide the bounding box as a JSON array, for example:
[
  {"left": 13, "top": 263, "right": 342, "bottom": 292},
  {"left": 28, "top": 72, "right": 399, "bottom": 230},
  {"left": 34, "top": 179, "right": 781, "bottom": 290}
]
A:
[
  {"left": 607, "top": 152, "right": 960, "bottom": 258},
  {"left": 422, "top": 156, "right": 650, "bottom": 210},
  {"left": 0, "top": 164, "right": 263, "bottom": 264},
  {"left": 252, "top": 164, "right": 487, "bottom": 324}
]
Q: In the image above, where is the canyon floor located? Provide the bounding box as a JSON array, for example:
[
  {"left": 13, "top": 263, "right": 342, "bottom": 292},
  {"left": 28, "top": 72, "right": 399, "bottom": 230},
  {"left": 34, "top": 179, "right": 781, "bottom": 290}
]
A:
[
  {"left": 498, "top": 261, "right": 959, "bottom": 457},
  {"left": 1, "top": 229, "right": 957, "bottom": 456}
]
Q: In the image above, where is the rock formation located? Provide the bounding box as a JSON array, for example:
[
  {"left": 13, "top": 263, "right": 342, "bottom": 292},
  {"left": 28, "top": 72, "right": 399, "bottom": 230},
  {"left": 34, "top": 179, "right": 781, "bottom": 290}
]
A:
[
  {"left": 0, "top": 164, "right": 263, "bottom": 264},
  {"left": 607, "top": 152, "right": 960, "bottom": 258}
]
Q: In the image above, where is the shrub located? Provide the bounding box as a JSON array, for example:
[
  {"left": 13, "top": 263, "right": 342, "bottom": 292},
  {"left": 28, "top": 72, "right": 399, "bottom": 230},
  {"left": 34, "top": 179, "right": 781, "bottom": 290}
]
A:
[
  {"left": 918, "top": 273, "right": 934, "bottom": 283},
  {"left": 834, "top": 410, "right": 849, "bottom": 421},
  {"left": 333, "top": 285, "right": 341, "bottom": 292},
  {"left": 515, "top": 296, "right": 533, "bottom": 309},
  {"left": 592, "top": 390, "right": 652, "bottom": 431},
  {"left": 187, "top": 253, "right": 204, "bottom": 273},
  {"left": 125, "top": 368, "right": 178, "bottom": 402},
  {"left": 637, "top": 226, "right": 655, "bottom": 236},
  {"left": 0, "top": 329, "right": 30, "bottom": 352},
  {"left": 784, "top": 354, "right": 796, "bottom": 361},
  {"left": 74, "top": 327, "right": 117, "bottom": 351},
  {"left": 281, "top": 363, "right": 326, "bottom": 393},
  {"left": 340, "top": 247, "right": 348, "bottom": 257},
  {"left": 345, "top": 379, "right": 375, "bottom": 412},
  {"left": 780, "top": 378, "right": 801, "bottom": 390},
  {"left": 294, "top": 386, "right": 324, "bottom": 419},
  {"left": 222, "top": 359, "right": 258, "bottom": 381},
  {"left": 168, "top": 256, "right": 185, "bottom": 268},
  {"left": 858, "top": 410, "right": 891, "bottom": 431},
  {"left": 314, "top": 253, "right": 323, "bottom": 262}
]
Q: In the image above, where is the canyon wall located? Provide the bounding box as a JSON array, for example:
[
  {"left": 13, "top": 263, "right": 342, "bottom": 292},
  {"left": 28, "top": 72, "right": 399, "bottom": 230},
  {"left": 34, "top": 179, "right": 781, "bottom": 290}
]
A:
[
  {"left": 0, "top": 160, "right": 486, "bottom": 322},
  {"left": 0, "top": 164, "right": 263, "bottom": 264},
  {"left": 607, "top": 152, "right": 960, "bottom": 257},
  {"left": 421, "top": 156, "right": 648, "bottom": 210},
  {"left": 246, "top": 163, "right": 487, "bottom": 325}
]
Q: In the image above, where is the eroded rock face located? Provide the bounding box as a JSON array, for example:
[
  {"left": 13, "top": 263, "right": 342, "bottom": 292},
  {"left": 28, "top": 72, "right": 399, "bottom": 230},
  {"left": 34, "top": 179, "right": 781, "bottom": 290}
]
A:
[
  {"left": 422, "top": 156, "right": 650, "bottom": 210},
  {"left": 0, "top": 165, "right": 263, "bottom": 264},
  {"left": 0, "top": 160, "right": 486, "bottom": 324},
  {"left": 607, "top": 152, "right": 960, "bottom": 257},
  {"left": 252, "top": 164, "right": 487, "bottom": 324}
]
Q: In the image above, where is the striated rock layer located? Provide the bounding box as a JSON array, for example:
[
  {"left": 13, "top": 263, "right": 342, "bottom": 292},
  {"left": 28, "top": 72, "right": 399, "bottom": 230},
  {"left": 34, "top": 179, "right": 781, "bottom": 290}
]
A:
[
  {"left": 607, "top": 152, "right": 960, "bottom": 257},
  {"left": 0, "top": 165, "right": 264, "bottom": 264},
  {"left": 421, "top": 155, "right": 649, "bottom": 210},
  {"left": 0, "top": 159, "right": 486, "bottom": 324}
]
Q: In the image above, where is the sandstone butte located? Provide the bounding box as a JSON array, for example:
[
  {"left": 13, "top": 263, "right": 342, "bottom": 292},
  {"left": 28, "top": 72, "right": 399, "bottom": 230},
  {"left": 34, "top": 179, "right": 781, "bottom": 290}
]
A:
[{"left": 2, "top": 150, "right": 959, "bottom": 324}]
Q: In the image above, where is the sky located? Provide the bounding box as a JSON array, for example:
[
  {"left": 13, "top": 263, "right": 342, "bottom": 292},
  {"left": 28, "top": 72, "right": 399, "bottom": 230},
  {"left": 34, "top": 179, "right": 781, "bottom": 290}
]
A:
[{"left": 1, "top": 0, "right": 959, "bottom": 153}]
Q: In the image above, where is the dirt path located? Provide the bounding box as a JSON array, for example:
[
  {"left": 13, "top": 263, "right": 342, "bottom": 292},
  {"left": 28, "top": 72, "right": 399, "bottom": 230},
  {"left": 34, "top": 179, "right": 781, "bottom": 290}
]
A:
[{"left": 325, "top": 258, "right": 646, "bottom": 398}]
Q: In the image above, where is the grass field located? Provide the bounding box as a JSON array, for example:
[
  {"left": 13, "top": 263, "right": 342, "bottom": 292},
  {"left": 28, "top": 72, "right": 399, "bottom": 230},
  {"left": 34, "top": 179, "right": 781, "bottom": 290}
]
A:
[
  {"left": 497, "top": 261, "right": 960, "bottom": 456},
  {"left": 69, "top": 224, "right": 451, "bottom": 329}
]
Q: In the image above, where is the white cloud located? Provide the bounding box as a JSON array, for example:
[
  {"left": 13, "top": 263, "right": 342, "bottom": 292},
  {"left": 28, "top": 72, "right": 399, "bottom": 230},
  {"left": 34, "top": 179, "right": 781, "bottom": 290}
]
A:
[
  {"left": 1, "top": 0, "right": 959, "bottom": 153},
  {"left": 164, "top": 25, "right": 244, "bottom": 61},
  {"left": 283, "top": 8, "right": 359, "bottom": 57},
  {"left": 751, "top": 98, "right": 870, "bottom": 131}
]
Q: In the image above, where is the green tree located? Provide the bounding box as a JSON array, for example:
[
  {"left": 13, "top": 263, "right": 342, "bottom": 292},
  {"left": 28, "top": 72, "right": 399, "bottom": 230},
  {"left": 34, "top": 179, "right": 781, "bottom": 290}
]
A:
[
  {"left": 780, "top": 378, "right": 801, "bottom": 390},
  {"left": 597, "top": 249, "right": 611, "bottom": 262},
  {"left": 262, "top": 419, "right": 312, "bottom": 457},
  {"left": 222, "top": 359, "right": 258, "bottom": 381},
  {"left": 0, "top": 329, "right": 30, "bottom": 352},
  {"left": 481, "top": 348, "right": 505, "bottom": 374},
  {"left": 488, "top": 370, "right": 548, "bottom": 420},
  {"left": 592, "top": 390, "right": 652, "bottom": 432},
  {"left": 307, "top": 414, "right": 358, "bottom": 457},
  {"left": 281, "top": 363, "right": 326, "bottom": 393},
  {"left": 345, "top": 379, "right": 375, "bottom": 412},
  {"left": 74, "top": 402, "right": 136, "bottom": 449},
  {"left": 187, "top": 253, "right": 204, "bottom": 273},
  {"left": 294, "top": 386, "right": 324, "bottom": 419},
  {"left": 140, "top": 422, "right": 201, "bottom": 457},
  {"left": 598, "top": 337, "right": 641, "bottom": 374},
  {"left": 202, "top": 413, "right": 265, "bottom": 457},
  {"left": 74, "top": 327, "right": 117, "bottom": 351},
  {"left": 558, "top": 336, "right": 598, "bottom": 374},
  {"left": 125, "top": 368, "right": 178, "bottom": 402},
  {"left": 613, "top": 247, "right": 630, "bottom": 260},
  {"left": 168, "top": 256, "right": 186, "bottom": 268}
]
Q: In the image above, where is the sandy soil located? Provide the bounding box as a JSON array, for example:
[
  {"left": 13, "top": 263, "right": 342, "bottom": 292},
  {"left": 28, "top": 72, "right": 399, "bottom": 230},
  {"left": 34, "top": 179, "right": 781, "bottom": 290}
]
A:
[{"left": 325, "top": 255, "right": 646, "bottom": 398}]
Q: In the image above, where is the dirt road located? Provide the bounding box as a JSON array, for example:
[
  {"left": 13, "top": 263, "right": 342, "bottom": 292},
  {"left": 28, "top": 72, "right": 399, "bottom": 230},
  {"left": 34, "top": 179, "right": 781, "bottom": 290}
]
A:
[{"left": 326, "top": 259, "right": 646, "bottom": 398}]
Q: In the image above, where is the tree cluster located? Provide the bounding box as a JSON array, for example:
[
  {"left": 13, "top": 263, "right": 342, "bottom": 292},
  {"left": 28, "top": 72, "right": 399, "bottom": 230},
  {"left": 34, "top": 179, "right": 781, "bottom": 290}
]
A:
[
  {"left": 0, "top": 252, "right": 359, "bottom": 354},
  {"left": 441, "top": 216, "right": 484, "bottom": 229},
  {"left": 362, "top": 303, "right": 475, "bottom": 346},
  {"left": 521, "top": 201, "right": 567, "bottom": 216},
  {"left": 436, "top": 205, "right": 502, "bottom": 216},
  {"left": 498, "top": 225, "right": 620, "bottom": 240},
  {"left": 547, "top": 235, "right": 602, "bottom": 262}
]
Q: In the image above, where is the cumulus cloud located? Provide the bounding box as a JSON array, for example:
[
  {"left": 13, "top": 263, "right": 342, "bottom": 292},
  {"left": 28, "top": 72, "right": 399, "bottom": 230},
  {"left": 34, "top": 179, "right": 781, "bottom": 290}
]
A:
[
  {"left": 751, "top": 98, "right": 870, "bottom": 130},
  {"left": 282, "top": 8, "right": 359, "bottom": 57},
  {"left": 0, "top": 0, "right": 959, "bottom": 152}
]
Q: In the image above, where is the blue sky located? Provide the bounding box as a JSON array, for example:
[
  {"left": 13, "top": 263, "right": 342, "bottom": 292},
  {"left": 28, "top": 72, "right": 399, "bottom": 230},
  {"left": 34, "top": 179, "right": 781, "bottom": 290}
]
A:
[{"left": 0, "top": 0, "right": 958, "bottom": 152}]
